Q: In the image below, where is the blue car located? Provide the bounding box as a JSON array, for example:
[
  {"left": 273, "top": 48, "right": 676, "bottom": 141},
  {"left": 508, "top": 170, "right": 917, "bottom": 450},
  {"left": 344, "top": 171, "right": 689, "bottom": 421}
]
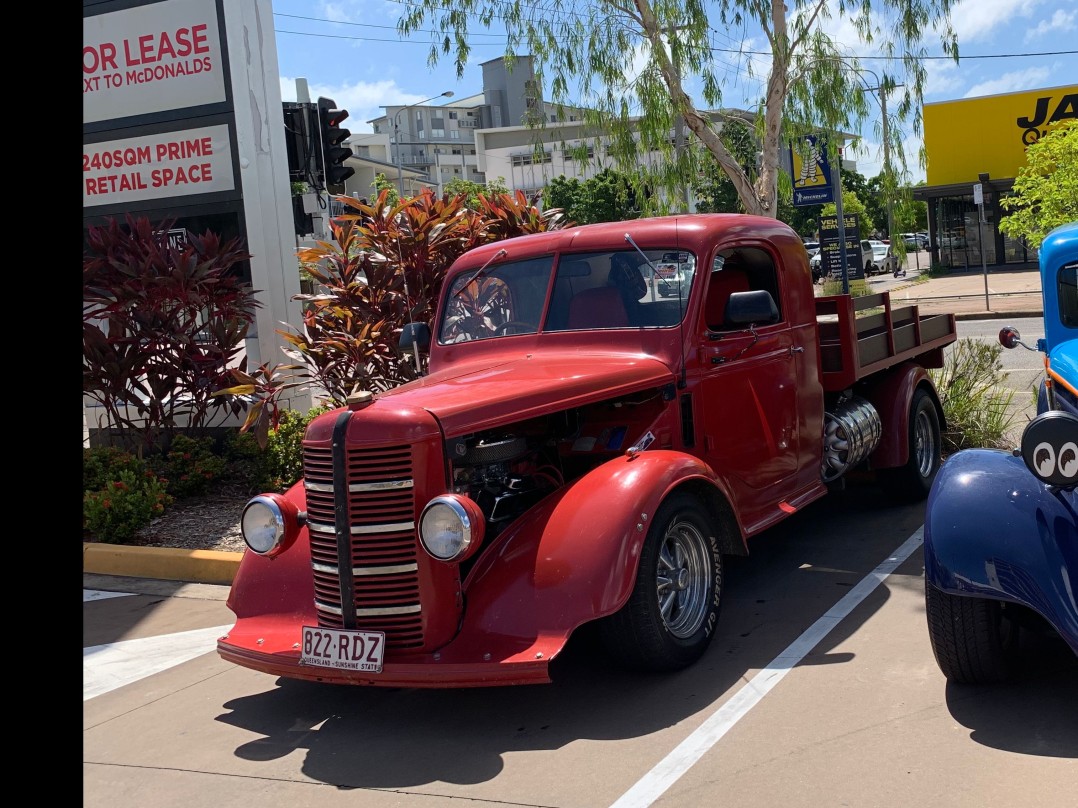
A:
[
  {"left": 924, "top": 222, "right": 1078, "bottom": 684},
  {"left": 999, "top": 220, "right": 1078, "bottom": 416}
]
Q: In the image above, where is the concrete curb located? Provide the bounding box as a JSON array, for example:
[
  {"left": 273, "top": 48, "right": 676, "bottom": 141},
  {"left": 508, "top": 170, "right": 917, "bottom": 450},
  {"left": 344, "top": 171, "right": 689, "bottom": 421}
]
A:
[{"left": 83, "top": 543, "right": 242, "bottom": 586}]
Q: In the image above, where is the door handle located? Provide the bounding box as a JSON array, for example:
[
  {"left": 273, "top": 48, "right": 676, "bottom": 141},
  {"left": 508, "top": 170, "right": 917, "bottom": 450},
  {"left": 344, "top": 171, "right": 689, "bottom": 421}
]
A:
[{"left": 790, "top": 346, "right": 805, "bottom": 355}]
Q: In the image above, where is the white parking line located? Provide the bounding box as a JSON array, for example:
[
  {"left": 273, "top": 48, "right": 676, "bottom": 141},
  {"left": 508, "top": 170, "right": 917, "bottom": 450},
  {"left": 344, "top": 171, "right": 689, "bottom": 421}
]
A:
[
  {"left": 84, "top": 589, "right": 135, "bottom": 603},
  {"left": 83, "top": 624, "right": 233, "bottom": 701},
  {"left": 609, "top": 528, "right": 925, "bottom": 808}
]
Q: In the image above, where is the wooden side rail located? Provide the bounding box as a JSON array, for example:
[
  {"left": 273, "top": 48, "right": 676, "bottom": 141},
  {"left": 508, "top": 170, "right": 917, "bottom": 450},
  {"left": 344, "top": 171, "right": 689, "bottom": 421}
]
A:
[{"left": 815, "top": 291, "right": 957, "bottom": 390}]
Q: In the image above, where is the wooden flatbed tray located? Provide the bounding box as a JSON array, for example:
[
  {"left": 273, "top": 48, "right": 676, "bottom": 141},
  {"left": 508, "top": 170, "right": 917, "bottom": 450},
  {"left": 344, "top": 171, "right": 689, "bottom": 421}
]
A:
[{"left": 815, "top": 291, "right": 957, "bottom": 390}]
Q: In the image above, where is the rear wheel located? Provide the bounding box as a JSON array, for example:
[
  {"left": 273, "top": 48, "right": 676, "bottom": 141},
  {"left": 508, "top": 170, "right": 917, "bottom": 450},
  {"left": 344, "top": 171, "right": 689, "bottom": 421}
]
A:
[
  {"left": 925, "top": 581, "right": 1019, "bottom": 684},
  {"left": 881, "top": 388, "right": 941, "bottom": 501},
  {"left": 599, "top": 492, "right": 723, "bottom": 672}
]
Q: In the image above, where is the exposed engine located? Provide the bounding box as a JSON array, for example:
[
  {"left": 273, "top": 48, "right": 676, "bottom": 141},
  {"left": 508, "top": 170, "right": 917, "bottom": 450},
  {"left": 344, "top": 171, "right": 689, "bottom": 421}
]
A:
[
  {"left": 449, "top": 434, "right": 564, "bottom": 537},
  {"left": 821, "top": 395, "right": 882, "bottom": 482}
]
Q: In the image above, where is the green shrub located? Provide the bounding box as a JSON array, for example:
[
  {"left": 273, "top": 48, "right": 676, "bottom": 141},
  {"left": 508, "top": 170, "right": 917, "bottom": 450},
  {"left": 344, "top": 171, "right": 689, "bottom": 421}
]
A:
[
  {"left": 83, "top": 447, "right": 147, "bottom": 493},
  {"left": 264, "top": 405, "right": 331, "bottom": 489},
  {"left": 151, "top": 434, "right": 227, "bottom": 499},
  {"left": 818, "top": 278, "right": 872, "bottom": 297},
  {"left": 221, "top": 430, "right": 275, "bottom": 491},
  {"left": 930, "top": 339, "right": 1017, "bottom": 452},
  {"left": 83, "top": 469, "right": 173, "bottom": 544}
]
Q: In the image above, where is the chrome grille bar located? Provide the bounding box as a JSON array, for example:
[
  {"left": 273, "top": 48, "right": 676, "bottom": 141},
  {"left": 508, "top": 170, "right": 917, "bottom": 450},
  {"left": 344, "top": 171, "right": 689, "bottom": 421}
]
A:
[
  {"left": 304, "top": 479, "right": 414, "bottom": 493},
  {"left": 351, "top": 521, "right": 414, "bottom": 534},
  {"left": 312, "top": 561, "right": 418, "bottom": 576},
  {"left": 315, "top": 600, "right": 422, "bottom": 617}
]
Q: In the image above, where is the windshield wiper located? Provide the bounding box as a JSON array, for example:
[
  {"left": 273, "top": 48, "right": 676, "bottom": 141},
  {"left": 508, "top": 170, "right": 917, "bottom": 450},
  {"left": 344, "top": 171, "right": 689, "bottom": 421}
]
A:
[{"left": 452, "top": 248, "right": 508, "bottom": 297}]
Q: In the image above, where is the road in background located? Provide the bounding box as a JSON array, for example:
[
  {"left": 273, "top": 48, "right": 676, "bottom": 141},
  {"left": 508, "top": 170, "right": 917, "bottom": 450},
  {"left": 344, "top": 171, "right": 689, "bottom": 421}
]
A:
[{"left": 955, "top": 317, "right": 1045, "bottom": 444}]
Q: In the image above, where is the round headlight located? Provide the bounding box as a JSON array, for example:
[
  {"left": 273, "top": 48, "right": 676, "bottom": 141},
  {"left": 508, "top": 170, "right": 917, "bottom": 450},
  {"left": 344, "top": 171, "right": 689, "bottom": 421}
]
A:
[
  {"left": 419, "top": 495, "right": 484, "bottom": 562},
  {"left": 241, "top": 495, "right": 286, "bottom": 555}
]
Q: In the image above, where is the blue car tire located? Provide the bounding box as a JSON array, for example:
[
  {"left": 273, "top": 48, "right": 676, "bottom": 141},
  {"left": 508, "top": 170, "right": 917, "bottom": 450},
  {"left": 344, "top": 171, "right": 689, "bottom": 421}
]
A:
[{"left": 925, "top": 581, "right": 1020, "bottom": 684}]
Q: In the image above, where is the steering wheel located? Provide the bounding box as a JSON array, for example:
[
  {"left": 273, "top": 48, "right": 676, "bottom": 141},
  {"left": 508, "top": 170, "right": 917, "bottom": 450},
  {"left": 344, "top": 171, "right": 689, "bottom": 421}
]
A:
[{"left": 493, "top": 321, "right": 536, "bottom": 336}]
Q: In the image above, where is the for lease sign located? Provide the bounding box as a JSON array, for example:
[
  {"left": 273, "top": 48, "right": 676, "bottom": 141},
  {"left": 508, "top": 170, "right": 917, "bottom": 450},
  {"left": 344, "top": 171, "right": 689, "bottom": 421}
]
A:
[
  {"left": 83, "top": 0, "right": 226, "bottom": 125},
  {"left": 83, "top": 124, "right": 235, "bottom": 207}
]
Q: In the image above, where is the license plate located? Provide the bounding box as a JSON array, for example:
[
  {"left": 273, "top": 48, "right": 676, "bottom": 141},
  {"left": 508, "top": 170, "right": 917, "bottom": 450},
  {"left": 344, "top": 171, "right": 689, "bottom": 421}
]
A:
[{"left": 301, "top": 626, "right": 385, "bottom": 673}]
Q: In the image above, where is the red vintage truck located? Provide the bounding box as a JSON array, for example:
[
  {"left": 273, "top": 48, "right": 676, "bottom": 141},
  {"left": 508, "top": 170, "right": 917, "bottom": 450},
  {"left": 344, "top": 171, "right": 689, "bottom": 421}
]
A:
[{"left": 218, "top": 214, "right": 957, "bottom": 688}]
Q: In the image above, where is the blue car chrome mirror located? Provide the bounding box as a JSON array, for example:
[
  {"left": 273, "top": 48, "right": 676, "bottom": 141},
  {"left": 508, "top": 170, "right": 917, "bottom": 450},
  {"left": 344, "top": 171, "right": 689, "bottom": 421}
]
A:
[{"left": 1020, "top": 410, "right": 1078, "bottom": 487}]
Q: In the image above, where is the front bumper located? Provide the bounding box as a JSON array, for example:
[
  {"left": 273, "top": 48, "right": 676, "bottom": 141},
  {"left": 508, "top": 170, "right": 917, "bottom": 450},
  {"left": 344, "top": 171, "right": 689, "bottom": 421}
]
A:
[{"left": 217, "top": 616, "right": 557, "bottom": 688}]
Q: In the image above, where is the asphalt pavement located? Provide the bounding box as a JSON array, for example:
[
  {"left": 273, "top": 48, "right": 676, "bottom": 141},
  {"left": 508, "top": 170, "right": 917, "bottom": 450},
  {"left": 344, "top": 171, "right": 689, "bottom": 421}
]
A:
[{"left": 82, "top": 258, "right": 1045, "bottom": 587}]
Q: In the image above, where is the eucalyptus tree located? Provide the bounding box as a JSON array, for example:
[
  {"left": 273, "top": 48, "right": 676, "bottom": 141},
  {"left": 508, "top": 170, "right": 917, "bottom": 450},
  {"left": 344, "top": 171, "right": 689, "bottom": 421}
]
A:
[{"left": 399, "top": 0, "right": 957, "bottom": 218}]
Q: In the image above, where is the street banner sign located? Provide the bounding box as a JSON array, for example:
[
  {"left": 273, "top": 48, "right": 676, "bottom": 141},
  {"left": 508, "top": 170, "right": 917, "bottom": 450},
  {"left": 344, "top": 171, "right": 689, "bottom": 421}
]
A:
[
  {"left": 819, "top": 213, "right": 863, "bottom": 280},
  {"left": 790, "top": 134, "right": 835, "bottom": 206},
  {"left": 973, "top": 183, "right": 984, "bottom": 205}
]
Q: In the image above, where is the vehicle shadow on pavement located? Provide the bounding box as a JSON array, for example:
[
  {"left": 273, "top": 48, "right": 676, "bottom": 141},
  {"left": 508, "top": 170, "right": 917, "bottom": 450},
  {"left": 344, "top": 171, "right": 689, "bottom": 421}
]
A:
[
  {"left": 943, "top": 638, "right": 1078, "bottom": 758},
  {"left": 211, "top": 483, "right": 932, "bottom": 791}
]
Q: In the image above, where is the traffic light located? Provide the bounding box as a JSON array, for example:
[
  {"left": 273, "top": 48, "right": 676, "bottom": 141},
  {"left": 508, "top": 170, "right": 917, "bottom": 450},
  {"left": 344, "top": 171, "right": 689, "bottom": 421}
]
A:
[{"left": 317, "top": 96, "right": 355, "bottom": 194}]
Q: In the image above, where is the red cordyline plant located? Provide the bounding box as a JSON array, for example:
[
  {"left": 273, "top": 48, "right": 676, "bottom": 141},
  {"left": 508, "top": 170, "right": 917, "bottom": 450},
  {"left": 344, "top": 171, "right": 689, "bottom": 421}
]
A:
[
  {"left": 83, "top": 215, "right": 260, "bottom": 456},
  {"left": 222, "top": 188, "right": 573, "bottom": 435}
]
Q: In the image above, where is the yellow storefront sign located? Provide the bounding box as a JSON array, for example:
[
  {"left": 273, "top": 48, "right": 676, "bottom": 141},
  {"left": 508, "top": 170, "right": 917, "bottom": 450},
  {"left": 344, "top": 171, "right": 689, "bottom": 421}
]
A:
[{"left": 924, "top": 85, "right": 1077, "bottom": 186}]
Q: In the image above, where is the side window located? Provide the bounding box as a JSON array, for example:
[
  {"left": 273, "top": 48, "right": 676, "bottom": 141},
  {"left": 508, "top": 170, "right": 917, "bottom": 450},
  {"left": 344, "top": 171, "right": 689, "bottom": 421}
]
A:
[
  {"left": 1059, "top": 262, "right": 1078, "bottom": 329},
  {"left": 703, "top": 247, "right": 782, "bottom": 331}
]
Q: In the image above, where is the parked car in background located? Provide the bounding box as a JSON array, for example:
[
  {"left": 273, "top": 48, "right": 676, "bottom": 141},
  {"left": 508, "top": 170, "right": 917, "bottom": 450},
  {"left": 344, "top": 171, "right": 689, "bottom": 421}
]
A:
[
  {"left": 803, "top": 241, "right": 820, "bottom": 259},
  {"left": 923, "top": 220, "right": 1078, "bottom": 684},
  {"left": 867, "top": 240, "right": 896, "bottom": 276},
  {"left": 901, "top": 233, "right": 928, "bottom": 251}
]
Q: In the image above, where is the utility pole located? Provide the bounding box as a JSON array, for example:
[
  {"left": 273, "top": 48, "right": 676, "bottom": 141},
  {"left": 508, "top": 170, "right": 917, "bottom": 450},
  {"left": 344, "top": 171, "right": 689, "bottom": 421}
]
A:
[{"left": 861, "top": 72, "right": 903, "bottom": 243}]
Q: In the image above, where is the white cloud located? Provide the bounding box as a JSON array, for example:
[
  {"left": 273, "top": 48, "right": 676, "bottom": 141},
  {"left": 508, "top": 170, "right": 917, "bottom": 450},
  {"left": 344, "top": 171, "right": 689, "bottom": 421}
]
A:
[
  {"left": 280, "top": 76, "right": 445, "bottom": 132},
  {"left": 925, "top": 60, "right": 964, "bottom": 98},
  {"left": 1024, "top": 8, "right": 1078, "bottom": 42},
  {"left": 963, "top": 66, "right": 1052, "bottom": 97},
  {"left": 948, "top": 0, "right": 1043, "bottom": 44}
]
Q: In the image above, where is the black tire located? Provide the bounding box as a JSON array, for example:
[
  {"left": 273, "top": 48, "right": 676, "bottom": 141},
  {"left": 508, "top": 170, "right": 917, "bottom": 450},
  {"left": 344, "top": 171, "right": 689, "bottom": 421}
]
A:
[
  {"left": 599, "top": 492, "right": 723, "bottom": 672},
  {"left": 881, "top": 387, "right": 941, "bottom": 501},
  {"left": 925, "top": 581, "right": 1019, "bottom": 684}
]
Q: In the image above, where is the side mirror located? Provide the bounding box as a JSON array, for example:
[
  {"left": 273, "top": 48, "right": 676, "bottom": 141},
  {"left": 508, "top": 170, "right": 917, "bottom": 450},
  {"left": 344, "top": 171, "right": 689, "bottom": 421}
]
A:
[
  {"left": 725, "top": 290, "right": 779, "bottom": 327},
  {"left": 999, "top": 326, "right": 1021, "bottom": 349},
  {"left": 1020, "top": 410, "right": 1078, "bottom": 488},
  {"left": 400, "top": 322, "right": 431, "bottom": 355}
]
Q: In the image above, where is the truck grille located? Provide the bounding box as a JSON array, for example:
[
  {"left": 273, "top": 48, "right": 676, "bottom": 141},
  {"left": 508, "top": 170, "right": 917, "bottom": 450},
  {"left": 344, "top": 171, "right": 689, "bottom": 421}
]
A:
[{"left": 303, "top": 443, "right": 425, "bottom": 650}]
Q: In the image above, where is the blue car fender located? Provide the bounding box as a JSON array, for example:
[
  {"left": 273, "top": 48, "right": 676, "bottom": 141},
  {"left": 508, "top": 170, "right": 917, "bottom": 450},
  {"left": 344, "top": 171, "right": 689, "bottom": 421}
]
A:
[{"left": 924, "top": 448, "right": 1078, "bottom": 653}]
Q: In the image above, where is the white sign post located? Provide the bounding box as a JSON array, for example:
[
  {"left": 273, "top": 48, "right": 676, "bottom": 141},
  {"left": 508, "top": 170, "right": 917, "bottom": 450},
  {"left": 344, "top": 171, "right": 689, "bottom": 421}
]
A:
[{"left": 974, "top": 182, "right": 989, "bottom": 310}]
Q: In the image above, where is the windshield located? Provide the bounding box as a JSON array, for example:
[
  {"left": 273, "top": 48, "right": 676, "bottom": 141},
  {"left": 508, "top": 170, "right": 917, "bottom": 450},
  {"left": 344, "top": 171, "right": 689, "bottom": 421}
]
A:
[
  {"left": 1059, "top": 261, "right": 1078, "bottom": 329},
  {"left": 544, "top": 249, "right": 696, "bottom": 331},
  {"left": 438, "top": 249, "right": 697, "bottom": 342},
  {"left": 440, "top": 256, "right": 553, "bottom": 343}
]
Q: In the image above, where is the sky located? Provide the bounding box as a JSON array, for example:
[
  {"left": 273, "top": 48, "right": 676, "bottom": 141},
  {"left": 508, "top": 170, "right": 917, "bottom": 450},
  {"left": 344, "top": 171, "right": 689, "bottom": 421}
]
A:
[{"left": 271, "top": 0, "right": 1078, "bottom": 184}]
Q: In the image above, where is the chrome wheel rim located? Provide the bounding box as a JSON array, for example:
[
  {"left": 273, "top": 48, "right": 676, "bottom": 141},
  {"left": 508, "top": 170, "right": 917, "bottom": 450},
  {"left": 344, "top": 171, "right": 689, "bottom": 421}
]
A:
[
  {"left": 914, "top": 409, "right": 937, "bottom": 477},
  {"left": 655, "top": 518, "right": 712, "bottom": 638}
]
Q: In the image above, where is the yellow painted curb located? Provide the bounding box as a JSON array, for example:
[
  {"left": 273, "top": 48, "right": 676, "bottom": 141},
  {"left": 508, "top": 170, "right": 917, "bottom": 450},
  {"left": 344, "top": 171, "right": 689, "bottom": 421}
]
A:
[{"left": 83, "top": 543, "right": 243, "bottom": 586}]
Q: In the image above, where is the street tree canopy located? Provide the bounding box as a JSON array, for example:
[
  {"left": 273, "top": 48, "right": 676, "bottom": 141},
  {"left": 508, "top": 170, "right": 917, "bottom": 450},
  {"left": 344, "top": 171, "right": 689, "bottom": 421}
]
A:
[
  {"left": 999, "top": 121, "right": 1078, "bottom": 249},
  {"left": 399, "top": 0, "right": 957, "bottom": 218}
]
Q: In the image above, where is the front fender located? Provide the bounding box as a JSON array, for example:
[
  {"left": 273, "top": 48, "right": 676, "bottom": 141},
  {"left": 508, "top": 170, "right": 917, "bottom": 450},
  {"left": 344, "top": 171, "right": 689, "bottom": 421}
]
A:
[
  {"left": 456, "top": 450, "right": 730, "bottom": 651},
  {"left": 225, "top": 481, "right": 315, "bottom": 619},
  {"left": 924, "top": 448, "right": 1078, "bottom": 652}
]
